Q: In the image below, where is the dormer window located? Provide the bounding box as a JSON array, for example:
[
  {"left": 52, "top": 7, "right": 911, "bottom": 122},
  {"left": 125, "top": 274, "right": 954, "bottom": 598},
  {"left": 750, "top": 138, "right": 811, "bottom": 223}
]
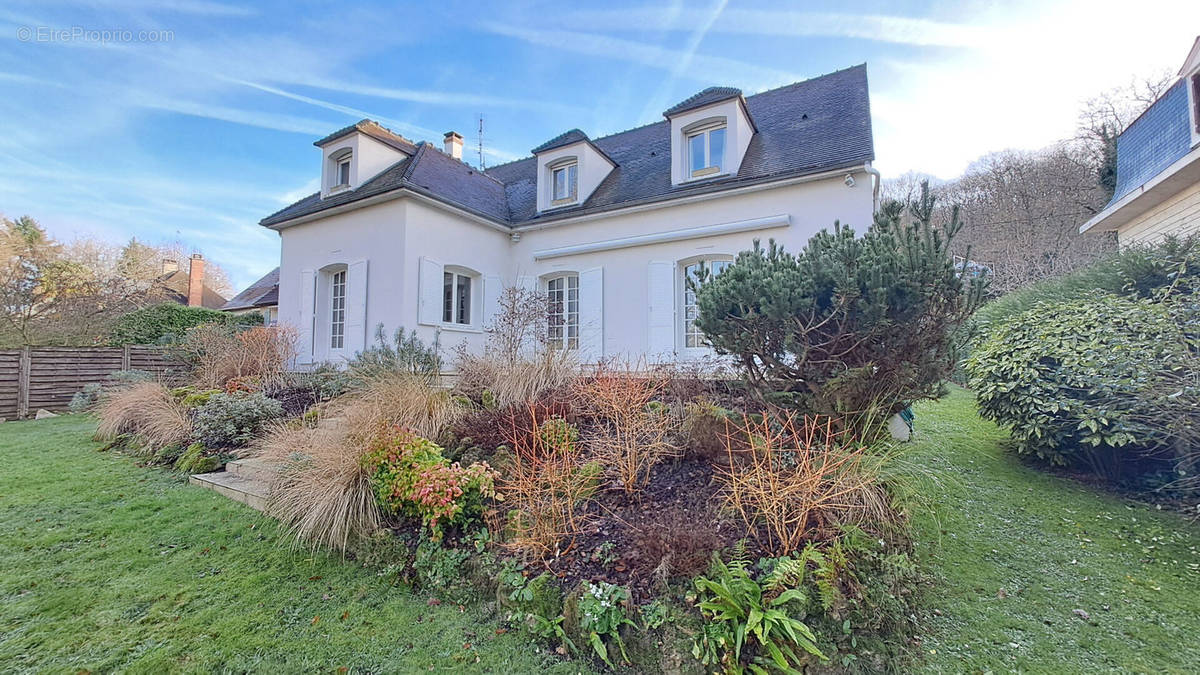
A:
[
  {"left": 551, "top": 160, "right": 578, "bottom": 205},
  {"left": 687, "top": 124, "right": 726, "bottom": 178}
]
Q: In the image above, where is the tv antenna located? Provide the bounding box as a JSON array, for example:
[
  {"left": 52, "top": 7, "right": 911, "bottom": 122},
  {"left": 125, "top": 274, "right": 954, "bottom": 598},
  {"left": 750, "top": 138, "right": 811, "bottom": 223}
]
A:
[{"left": 477, "top": 114, "right": 485, "bottom": 169}]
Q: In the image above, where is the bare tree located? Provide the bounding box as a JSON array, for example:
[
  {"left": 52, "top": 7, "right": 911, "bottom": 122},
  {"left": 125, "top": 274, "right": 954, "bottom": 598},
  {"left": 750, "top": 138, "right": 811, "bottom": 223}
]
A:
[{"left": 1076, "top": 71, "right": 1175, "bottom": 199}]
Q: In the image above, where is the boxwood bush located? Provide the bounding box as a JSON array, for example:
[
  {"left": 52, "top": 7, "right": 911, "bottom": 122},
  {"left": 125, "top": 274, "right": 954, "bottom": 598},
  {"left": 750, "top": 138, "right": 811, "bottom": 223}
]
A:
[
  {"left": 109, "top": 302, "right": 263, "bottom": 345},
  {"left": 966, "top": 294, "right": 1197, "bottom": 480},
  {"left": 191, "top": 391, "right": 284, "bottom": 448}
]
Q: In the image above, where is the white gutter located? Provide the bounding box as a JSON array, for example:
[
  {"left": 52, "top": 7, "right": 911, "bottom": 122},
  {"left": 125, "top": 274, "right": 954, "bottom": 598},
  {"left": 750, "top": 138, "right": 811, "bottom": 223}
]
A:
[
  {"left": 264, "top": 187, "right": 512, "bottom": 234},
  {"left": 863, "top": 162, "right": 881, "bottom": 213},
  {"left": 532, "top": 214, "right": 790, "bottom": 260}
]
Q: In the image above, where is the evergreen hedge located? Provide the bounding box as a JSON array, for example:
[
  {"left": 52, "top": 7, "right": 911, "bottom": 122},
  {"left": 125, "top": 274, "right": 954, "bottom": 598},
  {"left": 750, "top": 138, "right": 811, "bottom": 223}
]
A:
[{"left": 109, "top": 303, "right": 262, "bottom": 345}]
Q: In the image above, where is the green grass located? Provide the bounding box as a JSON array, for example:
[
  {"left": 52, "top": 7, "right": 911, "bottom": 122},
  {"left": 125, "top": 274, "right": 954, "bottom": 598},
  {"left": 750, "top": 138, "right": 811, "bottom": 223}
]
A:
[
  {"left": 2, "top": 392, "right": 1198, "bottom": 673},
  {"left": 0, "top": 416, "right": 582, "bottom": 673},
  {"left": 909, "top": 388, "right": 1200, "bottom": 674}
]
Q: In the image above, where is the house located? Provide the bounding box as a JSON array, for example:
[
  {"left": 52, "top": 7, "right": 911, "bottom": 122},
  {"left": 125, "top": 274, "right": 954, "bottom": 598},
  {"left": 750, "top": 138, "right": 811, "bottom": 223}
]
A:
[
  {"left": 1081, "top": 36, "right": 1200, "bottom": 244},
  {"left": 222, "top": 267, "right": 279, "bottom": 324},
  {"left": 261, "top": 64, "right": 877, "bottom": 366},
  {"left": 155, "top": 254, "right": 227, "bottom": 309}
]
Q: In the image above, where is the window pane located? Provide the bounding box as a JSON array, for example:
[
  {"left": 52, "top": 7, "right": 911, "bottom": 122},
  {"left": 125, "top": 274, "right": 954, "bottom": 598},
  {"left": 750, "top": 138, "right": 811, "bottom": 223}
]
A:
[
  {"left": 689, "top": 133, "right": 705, "bottom": 174},
  {"left": 456, "top": 274, "right": 471, "bottom": 324},
  {"left": 331, "top": 270, "right": 346, "bottom": 349},
  {"left": 553, "top": 168, "right": 567, "bottom": 200},
  {"left": 568, "top": 164, "right": 578, "bottom": 199},
  {"left": 443, "top": 272, "right": 453, "bottom": 323},
  {"left": 708, "top": 128, "right": 725, "bottom": 172},
  {"left": 338, "top": 160, "right": 350, "bottom": 185}
]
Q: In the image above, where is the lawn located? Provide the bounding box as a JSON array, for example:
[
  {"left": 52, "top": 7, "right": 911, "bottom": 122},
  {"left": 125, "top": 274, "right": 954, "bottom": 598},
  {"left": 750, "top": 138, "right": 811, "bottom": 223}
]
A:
[
  {"left": 0, "top": 415, "right": 583, "bottom": 674},
  {"left": 909, "top": 388, "right": 1200, "bottom": 673},
  {"left": 1, "top": 390, "right": 1198, "bottom": 673}
]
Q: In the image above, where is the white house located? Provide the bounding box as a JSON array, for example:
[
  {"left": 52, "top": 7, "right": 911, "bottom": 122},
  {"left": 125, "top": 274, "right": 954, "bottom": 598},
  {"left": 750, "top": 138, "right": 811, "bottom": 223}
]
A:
[
  {"left": 1081, "top": 36, "right": 1200, "bottom": 245},
  {"left": 260, "top": 65, "right": 877, "bottom": 366}
]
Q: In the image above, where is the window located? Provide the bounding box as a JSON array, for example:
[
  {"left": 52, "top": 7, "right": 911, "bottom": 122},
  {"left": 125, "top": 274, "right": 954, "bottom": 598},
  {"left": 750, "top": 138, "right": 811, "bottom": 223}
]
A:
[
  {"left": 336, "top": 157, "right": 351, "bottom": 186},
  {"left": 546, "top": 274, "right": 579, "bottom": 350},
  {"left": 687, "top": 125, "right": 726, "bottom": 178},
  {"left": 443, "top": 270, "right": 472, "bottom": 325},
  {"left": 551, "top": 162, "right": 578, "bottom": 204},
  {"left": 1193, "top": 74, "right": 1200, "bottom": 134},
  {"left": 683, "top": 258, "right": 731, "bottom": 348},
  {"left": 329, "top": 269, "right": 346, "bottom": 349}
]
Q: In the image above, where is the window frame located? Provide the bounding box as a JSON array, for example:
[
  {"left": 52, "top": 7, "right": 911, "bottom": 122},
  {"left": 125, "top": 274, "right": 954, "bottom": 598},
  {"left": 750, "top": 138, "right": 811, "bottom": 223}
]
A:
[
  {"left": 686, "top": 123, "right": 727, "bottom": 179},
  {"left": 330, "top": 149, "right": 353, "bottom": 190},
  {"left": 329, "top": 268, "right": 347, "bottom": 350},
  {"left": 548, "top": 158, "right": 579, "bottom": 207},
  {"left": 680, "top": 256, "right": 733, "bottom": 351},
  {"left": 545, "top": 273, "right": 580, "bottom": 351},
  {"left": 442, "top": 267, "right": 476, "bottom": 327}
]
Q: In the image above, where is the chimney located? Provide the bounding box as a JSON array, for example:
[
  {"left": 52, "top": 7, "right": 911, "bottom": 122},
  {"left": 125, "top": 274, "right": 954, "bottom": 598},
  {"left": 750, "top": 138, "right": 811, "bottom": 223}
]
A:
[
  {"left": 443, "top": 131, "right": 463, "bottom": 160},
  {"left": 161, "top": 258, "right": 179, "bottom": 274},
  {"left": 187, "top": 253, "right": 205, "bottom": 307}
]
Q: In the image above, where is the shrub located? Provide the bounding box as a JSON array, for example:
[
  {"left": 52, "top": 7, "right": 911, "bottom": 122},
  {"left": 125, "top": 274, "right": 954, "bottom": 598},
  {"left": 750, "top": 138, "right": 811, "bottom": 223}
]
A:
[
  {"left": 191, "top": 391, "right": 284, "bottom": 448},
  {"left": 348, "top": 324, "right": 441, "bottom": 382},
  {"left": 499, "top": 405, "right": 600, "bottom": 558},
  {"left": 94, "top": 381, "right": 192, "bottom": 452},
  {"left": 362, "top": 426, "right": 498, "bottom": 540},
  {"left": 694, "top": 183, "right": 984, "bottom": 420},
  {"left": 692, "top": 546, "right": 826, "bottom": 672},
  {"left": 69, "top": 382, "right": 103, "bottom": 413},
  {"left": 344, "top": 374, "right": 465, "bottom": 442},
  {"left": 573, "top": 370, "right": 678, "bottom": 494},
  {"left": 578, "top": 581, "right": 636, "bottom": 669},
  {"left": 717, "top": 413, "right": 889, "bottom": 556},
  {"left": 173, "top": 323, "right": 297, "bottom": 390},
  {"left": 173, "top": 442, "right": 220, "bottom": 474},
  {"left": 681, "top": 399, "right": 744, "bottom": 461},
  {"left": 109, "top": 302, "right": 261, "bottom": 345},
  {"left": 967, "top": 294, "right": 1197, "bottom": 479}
]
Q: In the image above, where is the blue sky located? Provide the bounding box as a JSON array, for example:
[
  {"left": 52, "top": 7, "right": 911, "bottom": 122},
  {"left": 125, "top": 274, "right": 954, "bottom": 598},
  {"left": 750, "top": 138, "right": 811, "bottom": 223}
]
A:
[{"left": 1, "top": 0, "right": 1197, "bottom": 291}]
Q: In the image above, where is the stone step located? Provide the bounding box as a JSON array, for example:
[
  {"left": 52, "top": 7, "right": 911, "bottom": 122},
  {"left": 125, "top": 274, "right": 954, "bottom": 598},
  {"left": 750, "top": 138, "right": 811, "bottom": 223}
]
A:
[
  {"left": 225, "top": 457, "right": 281, "bottom": 483},
  {"left": 190, "top": 470, "right": 269, "bottom": 512}
]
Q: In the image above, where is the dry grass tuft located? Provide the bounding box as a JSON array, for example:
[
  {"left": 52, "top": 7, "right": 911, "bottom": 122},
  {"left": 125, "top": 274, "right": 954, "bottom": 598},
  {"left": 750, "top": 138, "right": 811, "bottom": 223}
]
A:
[
  {"left": 256, "top": 422, "right": 380, "bottom": 552},
  {"left": 94, "top": 380, "right": 191, "bottom": 451},
  {"left": 255, "top": 373, "right": 462, "bottom": 552},
  {"left": 719, "top": 413, "right": 891, "bottom": 556},
  {"left": 177, "top": 323, "right": 297, "bottom": 390},
  {"left": 574, "top": 369, "right": 679, "bottom": 494},
  {"left": 454, "top": 350, "right": 577, "bottom": 410}
]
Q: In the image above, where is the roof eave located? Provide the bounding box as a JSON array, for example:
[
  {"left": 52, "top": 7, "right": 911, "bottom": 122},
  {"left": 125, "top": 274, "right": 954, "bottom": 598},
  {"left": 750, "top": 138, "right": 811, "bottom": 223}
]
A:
[{"left": 1081, "top": 144, "right": 1200, "bottom": 233}]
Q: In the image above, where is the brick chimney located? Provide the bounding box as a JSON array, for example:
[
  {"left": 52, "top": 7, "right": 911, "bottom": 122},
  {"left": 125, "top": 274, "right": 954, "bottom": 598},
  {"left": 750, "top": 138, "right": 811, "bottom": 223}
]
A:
[
  {"left": 187, "top": 253, "right": 205, "bottom": 307},
  {"left": 443, "top": 131, "right": 463, "bottom": 160}
]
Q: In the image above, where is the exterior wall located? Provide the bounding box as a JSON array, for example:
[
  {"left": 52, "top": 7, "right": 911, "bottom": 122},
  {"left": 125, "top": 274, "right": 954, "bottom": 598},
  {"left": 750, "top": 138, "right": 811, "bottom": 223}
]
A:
[
  {"left": 1117, "top": 179, "right": 1200, "bottom": 246},
  {"left": 276, "top": 170, "right": 873, "bottom": 367}
]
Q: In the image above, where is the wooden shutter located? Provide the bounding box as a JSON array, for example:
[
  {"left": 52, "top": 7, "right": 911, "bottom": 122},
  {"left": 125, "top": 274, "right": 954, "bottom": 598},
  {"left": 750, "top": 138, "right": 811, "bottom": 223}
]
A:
[
  {"left": 482, "top": 274, "right": 502, "bottom": 328},
  {"left": 578, "top": 267, "right": 604, "bottom": 363},
  {"left": 417, "top": 257, "right": 443, "bottom": 326},
  {"left": 346, "top": 260, "right": 369, "bottom": 355},
  {"left": 646, "top": 261, "right": 675, "bottom": 360},
  {"left": 298, "top": 269, "right": 316, "bottom": 364}
]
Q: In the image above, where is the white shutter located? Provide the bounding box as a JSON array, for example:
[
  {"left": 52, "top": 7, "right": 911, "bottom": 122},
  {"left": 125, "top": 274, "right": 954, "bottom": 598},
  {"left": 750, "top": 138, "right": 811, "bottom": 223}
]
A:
[
  {"left": 578, "top": 267, "right": 604, "bottom": 364},
  {"left": 647, "top": 261, "right": 675, "bottom": 360},
  {"left": 298, "top": 269, "right": 316, "bottom": 364},
  {"left": 346, "top": 259, "right": 369, "bottom": 355},
  {"left": 417, "top": 257, "right": 443, "bottom": 326},
  {"left": 482, "top": 274, "right": 502, "bottom": 328}
]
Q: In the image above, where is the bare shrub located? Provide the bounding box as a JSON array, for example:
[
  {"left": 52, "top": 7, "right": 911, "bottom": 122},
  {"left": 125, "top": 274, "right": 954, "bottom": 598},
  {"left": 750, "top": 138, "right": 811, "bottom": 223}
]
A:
[
  {"left": 719, "top": 413, "right": 891, "bottom": 556},
  {"left": 632, "top": 508, "right": 723, "bottom": 580},
  {"left": 574, "top": 369, "right": 679, "bottom": 494},
  {"left": 453, "top": 285, "right": 577, "bottom": 408},
  {"left": 176, "top": 323, "right": 297, "bottom": 390},
  {"left": 257, "top": 423, "right": 380, "bottom": 552},
  {"left": 94, "top": 380, "right": 191, "bottom": 450},
  {"left": 498, "top": 402, "right": 599, "bottom": 559}
]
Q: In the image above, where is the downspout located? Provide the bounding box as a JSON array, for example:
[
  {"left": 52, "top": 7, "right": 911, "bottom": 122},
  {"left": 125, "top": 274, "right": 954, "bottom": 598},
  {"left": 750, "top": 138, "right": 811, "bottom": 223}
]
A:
[{"left": 864, "top": 162, "right": 881, "bottom": 214}]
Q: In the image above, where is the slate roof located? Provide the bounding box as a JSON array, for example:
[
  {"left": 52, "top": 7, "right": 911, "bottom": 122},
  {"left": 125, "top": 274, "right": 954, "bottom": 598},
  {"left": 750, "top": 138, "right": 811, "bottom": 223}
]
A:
[
  {"left": 262, "top": 64, "right": 874, "bottom": 229},
  {"left": 662, "top": 86, "right": 742, "bottom": 117},
  {"left": 532, "top": 129, "right": 590, "bottom": 154},
  {"left": 222, "top": 267, "right": 279, "bottom": 311},
  {"left": 1107, "top": 79, "right": 1194, "bottom": 206},
  {"left": 313, "top": 119, "right": 418, "bottom": 154}
]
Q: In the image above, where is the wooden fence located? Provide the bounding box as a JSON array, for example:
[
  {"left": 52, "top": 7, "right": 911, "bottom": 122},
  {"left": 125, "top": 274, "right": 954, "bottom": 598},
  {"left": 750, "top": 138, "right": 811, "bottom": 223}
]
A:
[{"left": 0, "top": 346, "right": 187, "bottom": 419}]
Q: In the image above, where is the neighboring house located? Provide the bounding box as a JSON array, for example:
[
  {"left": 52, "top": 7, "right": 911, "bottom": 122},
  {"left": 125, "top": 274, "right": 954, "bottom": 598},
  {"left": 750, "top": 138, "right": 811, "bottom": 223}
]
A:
[
  {"left": 155, "top": 254, "right": 227, "bottom": 309},
  {"left": 1081, "top": 36, "right": 1200, "bottom": 245},
  {"left": 261, "top": 65, "right": 877, "bottom": 366},
  {"left": 222, "top": 267, "right": 279, "bottom": 324}
]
